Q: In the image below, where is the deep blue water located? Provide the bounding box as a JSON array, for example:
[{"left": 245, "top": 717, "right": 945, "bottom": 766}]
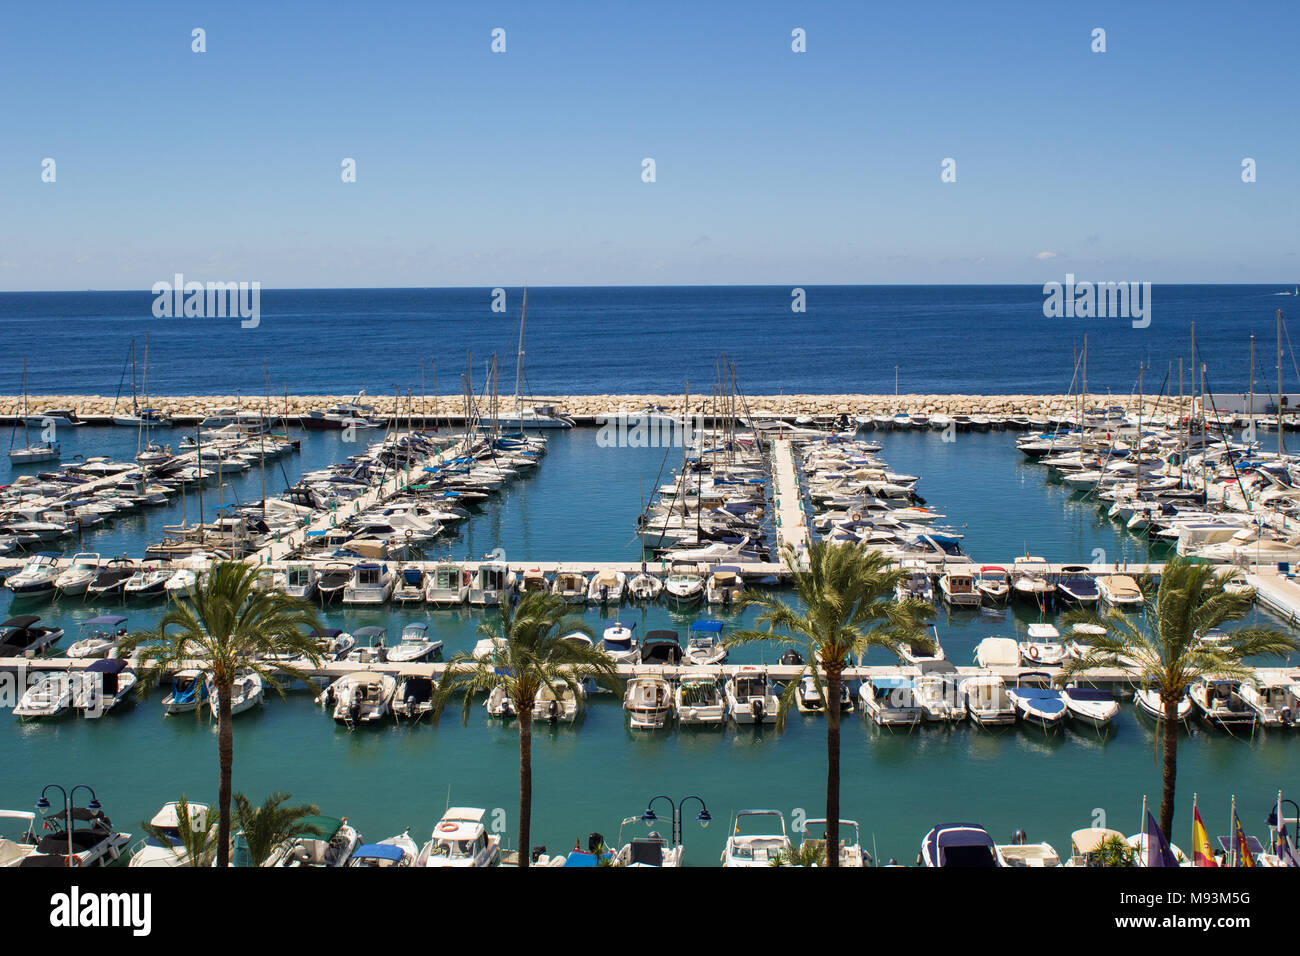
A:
[{"left": 2, "top": 285, "right": 1297, "bottom": 396}]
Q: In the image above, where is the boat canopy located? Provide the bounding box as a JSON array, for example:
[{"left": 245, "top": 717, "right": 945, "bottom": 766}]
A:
[
  {"left": 644, "top": 630, "right": 680, "bottom": 645},
  {"left": 297, "top": 815, "right": 344, "bottom": 841},
  {"left": 926, "top": 824, "right": 998, "bottom": 867},
  {"left": 690, "top": 620, "right": 724, "bottom": 634},
  {"left": 353, "top": 843, "right": 405, "bottom": 862},
  {"left": 354, "top": 626, "right": 387, "bottom": 640},
  {"left": 312, "top": 628, "right": 344, "bottom": 638},
  {"left": 87, "top": 658, "right": 127, "bottom": 674},
  {"left": 2, "top": 615, "right": 41, "bottom": 630},
  {"left": 1065, "top": 688, "right": 1114, "bottom": 702}
]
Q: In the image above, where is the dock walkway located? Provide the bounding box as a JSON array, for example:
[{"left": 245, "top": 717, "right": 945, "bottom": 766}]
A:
[{"left": 770, "top": 438, "right": 809, "bottom": 561}]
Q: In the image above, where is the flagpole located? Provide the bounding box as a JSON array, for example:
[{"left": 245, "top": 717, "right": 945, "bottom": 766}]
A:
[
  {"left": 1278, "top": 789, "right": 1285, "bottom": 855},
  {"left": 1230, "top": 794, "right": 1237, "bottom": 867},
  {"left": 1192, "top": 791, "right": 1197, "bottom": 859}
]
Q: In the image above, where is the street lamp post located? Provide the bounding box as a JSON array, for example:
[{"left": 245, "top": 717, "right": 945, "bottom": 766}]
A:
[
  {"left": 642, "top": 794, "right": 711, "bottom": 848},
  {"left": 35, "top": 783, "right": 101, "bottom": 866}
]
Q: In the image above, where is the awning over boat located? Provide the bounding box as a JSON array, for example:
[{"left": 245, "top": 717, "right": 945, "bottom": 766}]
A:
[
  {"left": 353, "top": 843, "right": 405, "bottom": 862},
  {"left": 690, "top": 620, "right": 724, "bottom": 633},
  {"left": 87, "top": 658, "right": 127, "bottom": 674}
]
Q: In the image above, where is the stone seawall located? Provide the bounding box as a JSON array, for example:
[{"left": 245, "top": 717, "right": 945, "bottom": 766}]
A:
[{"left": 0, "top": 393, "right": 1182, "bottom": 420}]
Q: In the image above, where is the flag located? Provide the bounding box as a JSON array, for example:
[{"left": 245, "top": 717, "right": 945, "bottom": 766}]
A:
[
  {"left": 1192, "top": 806, "right": 1218, "bottom": 867},
  {"left": 1233, "top": 811, "right": 1257, "bottom": 867},
  {"left": 1144, "top": 810, "right": 1179, "bottom": 867},
  {"left": 1279, "top": 821, "right": 1300, "bottom": 867}
]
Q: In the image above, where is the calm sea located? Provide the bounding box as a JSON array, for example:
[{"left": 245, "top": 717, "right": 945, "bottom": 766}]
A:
[{"left": 2, "top": 285, "right": 1296, "bottom": 396}]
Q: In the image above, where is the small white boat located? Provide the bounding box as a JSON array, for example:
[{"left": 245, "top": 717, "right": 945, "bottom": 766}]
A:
[
  {"left": 1187, "top": 677, "right": 1256, "bottom": 730},
  {"left": 974, "top": 566, "right": 1010, "bottom": 604},
  {"left": 861, "top": 676, "right": 921, "bottom": 726},
  {"left": 674, "top": 677, "right": 727, "bottom": 726},
  {"left": 4, "top": 553, "right": 62, "bottom": 598},
  {"left": 914, "top": 668, "right": 967, "bottom": 722},
  {"left": 264, "top": 815, "right": 363, "bottom": 867},
  {"left": 939, "top": 571, "right": 981, "bottom": 607},
  {"left": 416, "top": 808, "right": 500, "bottom": 868},
  {"left": 13, "top": 673, "right": 75, "bottom": 720},
  {"left": 796, "top": 674, "right": 853, "bottom": 715},
  {"left": 65, "top": 614, "right": 128, "bottom": 659},
  {"left": 208, "top": 670, "right": 264, "bottom": 718},
  {"left": 385, "top": 623, "right": 443, "bottom": 663},
  {"left": 532, "top": 681, "right": 584, "bottom": 723},
  {"left": 962, "top": 674, "right": 1016, "bottom": 727},
  {"left": 1005, "top": 674, "right": 1067, "bottom": 731},
  {"left": 129, "top": 801, "right": 212, "bottom": 867},
  {"left": 973, "top": 636, "right": 1019, "bottom": 669},
  {"left": 551, "top": 570, "right": 588, "bottom": 604},
  {"left": 663, "top": 568, "right": 705, "bottom": 607},
  {"left": 725, "top": 666, "right": 780, "bottom": 726},
  {"left": 1239, "top": 676, "right": 1295, "bottom": 727},
  {"left": 55, "top": 553, "right": 102, "bottom": 596},
  {"left": 72, "top": 659, "right": 137, "bottom": 717},
  {"left": 802, "top": 819, "right": 869, "bottom": 867},
  {"left": 627, "top": 572, "right": 662, "bottom": 602},
  {"left": 721, "top": 810, "right": 792, "bottom": 867},
  {"left": 898, "top": 627, "right": 944, "bottom": 665},
  {"left": 1060, "top": 686, "right": 1119, "bottom": 729},
  {"left": 323, "top": 672, "right": 397, "bottom": 725},
  {"left": 485, "top": 683, "right": 516, "bottom": 719},
  {"left": 341, "top": 562, "right": 394, "bottom": 606},
  {"left": 920, "top": 823, "right": 1005, "bottom": 868},
  {"left": 1134, "top": 687, "right": 1193, "bottom": 724},
  {"left": 393, "top": 675, "right": 437, "bottom": 719},
  {"left": 1018, "top": 623, "right": 1067, "bottom": 666},
  {"left": 425, "top": 561, "right": 470, "bottom": 605},
  {"left": 468, "top": 560, "right": 515, "bottom": 606},
  {"left": 346, "top": 832, "right": 421, "bottom": 867},
  {"left": 0, "top": 615, "right": 64, "bottom": 657},
  {"left": 123, "top": 567, "right": 173, "bottom": 599},
  {"left": 705, "top": 566, "right": 744, "bottom": 606},
  {"left": 624, "top": 674, "right": 673, "bottom": 729},
  {"left": 601, "top": 622, "right": 640, "bottom": 663},
  {"left": 587, "top": 570, "right": 626, "bottom": 605},
  {"left": 1097, "top": 574, "right": 1144, "bottom": 609},
  {"left": 684, "top": 620, "right": 728, "bottom": 666}
]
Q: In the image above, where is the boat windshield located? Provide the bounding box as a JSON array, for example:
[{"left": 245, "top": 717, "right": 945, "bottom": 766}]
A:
[{"left": 428, "top": 838, "right": 475, "bottom": 859}]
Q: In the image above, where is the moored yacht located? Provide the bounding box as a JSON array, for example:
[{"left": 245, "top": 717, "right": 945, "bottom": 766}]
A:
[
  {"left": 416, "top": 808, "right": 500, "bottom": 867},
  {"left": 725, "top": 666, "right": 780, "bottom": 726}
]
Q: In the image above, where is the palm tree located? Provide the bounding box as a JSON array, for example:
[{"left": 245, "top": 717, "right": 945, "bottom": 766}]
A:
[
  {"left": 120, "top": 561, "right": 324, "bottom": 868},
  {"left": 729, "top": 540, "right": 935, "bottom": 868},
  {"left": 433, "top": 592, "right": 618, "bottom": 868},
  {"left": 770, "top": 841, "right": 827, "bottom": 867},
  {"left": 233, "top": 792, "right": 323, "bottom": 867},
  {"left": 1058, "top": 555, "right": 1296, "bottom": 838},
  {"left": 139, "top": 795, "right": 217, "bottom": 866}
]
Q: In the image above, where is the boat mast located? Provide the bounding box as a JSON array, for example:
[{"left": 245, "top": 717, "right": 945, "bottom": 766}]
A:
[
  {"left": 514, "top": 286, "right": 528, "bottom": 417},
  {"left": 1278, "top": 309, "right": 1285, "bottom": 457},
  {"left": 1249, "top": 335, "right": 1255, "bottom": 447}
]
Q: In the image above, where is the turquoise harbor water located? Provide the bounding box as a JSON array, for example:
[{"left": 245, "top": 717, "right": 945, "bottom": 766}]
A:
[{"left": 3, "top": 427, "right": 1296, "bottom": 864}]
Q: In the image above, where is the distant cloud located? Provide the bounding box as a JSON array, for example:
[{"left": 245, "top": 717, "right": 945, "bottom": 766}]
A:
[{"left": 1034, "top": 250, "right": 1059, "bottom": 260}]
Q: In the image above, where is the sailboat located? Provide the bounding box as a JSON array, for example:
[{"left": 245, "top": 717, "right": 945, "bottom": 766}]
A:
[
  {"left": 8, "top": 358, "right": 61, "bottom": 464},
  {"left": 489, "top": 288, "right": 573, "bottom": 430},
  {"left": 111, "top": 339, "right": 168, "bottom": 427}
]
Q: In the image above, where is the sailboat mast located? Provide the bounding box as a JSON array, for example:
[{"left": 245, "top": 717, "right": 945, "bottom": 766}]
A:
[
  {"left": 515, "top": 286, "right": 528, "bottom": 415},
  {"left": 1249, "top": 335, "right": 1255, "bottom": 446},
  {"left": 1278, "top": 309, "right": 1285, "bottom": 457}
]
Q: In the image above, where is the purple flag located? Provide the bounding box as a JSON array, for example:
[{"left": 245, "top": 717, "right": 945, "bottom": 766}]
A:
[{"left": 1145, "top": 810, "right": 1179, "bottom": 867}]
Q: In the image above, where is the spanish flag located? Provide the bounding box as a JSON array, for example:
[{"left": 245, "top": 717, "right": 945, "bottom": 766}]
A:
[
  {"left": 1192, "top": 806, "right": 1218, "bottom": 867},
  {"left": 1234, "top": 811, "right": 1257, "bottom": 867}
]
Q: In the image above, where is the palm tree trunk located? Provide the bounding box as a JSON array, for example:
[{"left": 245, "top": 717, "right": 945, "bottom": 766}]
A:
[
  {"left": 1160, "top": 693, "right": 1179, "bottom": 839},
  {"left": 216, "top": 683, "right": 233, "bottom": 868},
  {"left": 518, "top": 709, "right": 533, "bottom": 869},
  {"left": 825, "top": 665, "right": 841, "bottom": 869}
]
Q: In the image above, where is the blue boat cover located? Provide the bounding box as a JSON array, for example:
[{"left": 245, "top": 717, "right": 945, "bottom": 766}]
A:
[
  {"left": 690, "top": 621, "right": 724, "bottom": 633},
  {"left": 85, "top": 615, "right": 128, "bottom": 627},
  {"left": 353, "top": 843, "right": 405, "bottom": 862}
]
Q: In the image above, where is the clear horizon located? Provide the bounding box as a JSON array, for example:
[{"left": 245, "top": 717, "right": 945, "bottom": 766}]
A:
[{"left": 2, "top": 0, "right": 1297, "bottom": 291}]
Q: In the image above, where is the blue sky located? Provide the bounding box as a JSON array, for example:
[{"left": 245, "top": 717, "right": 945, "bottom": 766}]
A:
[{"left": 1, "top": 0, "right": 1297, "bottom": 290}]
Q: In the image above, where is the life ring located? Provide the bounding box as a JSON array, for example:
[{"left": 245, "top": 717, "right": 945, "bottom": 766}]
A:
[
  {"left": 1028, "top": 645, "right": 1040, "bottom": 660},
  {"left": 438, "top": 821, "right": 458, "bottom": 833},
  {"left": 851, "top": 512, "right": 861, "bottom": 521}
]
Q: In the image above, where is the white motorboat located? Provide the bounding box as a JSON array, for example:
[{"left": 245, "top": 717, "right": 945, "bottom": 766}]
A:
[
  {"left": 277, "top": 564, "right": 318, "bottom": 600},
  {"left": 161, "top": 669, "right": 209, "bottom": 715},
  {"left": 663, "top": 568, "right": 705, "bottom": 607},
  {"left": 54, "top": 552, "right": 101, "bottom": 596},
  {"left": 1187, "top": 677, "right": 1257, "bottom": 730},
  {"left": 386, "top": 623, "right": 443, "bottom": 663},
  {"left": 861, "top": 676, "right": 921, "bottom": 726},
  {"left": 705, "top": 566, "right": 744, "bottom": 606},
  {"left": 939, "top": 570, "right": 981, "bottom": 607},
  {"left": 0, "top": 615, "right": 65, "bottom": 657},
  {"left": 684, "top": 620, "right": 728, "bottom": 666},
  {"left": 391, "top": 566, "right": 427, "bottom": 604},
  {"left": 416, "top": 808, "right": 500, "bottom": 867},
  {"left": 129, "top": 801, "right": 212, "bottom": 867},
  {"left": 1097, "top": 574, "right": 1144, "bottom": 609},
  {"left": 1134, "top": 687, "right": 1194, "bottom": 724},
  {"left": 346, "top": 832, "right": 421, "bottom": 868},
  {"left": 914, "top": 668, "right": 967, "bottom": 722},
  {"left": 264, "top": 815, "right": 363, "bottom": 867},
  {"left": 624, "top": 674, "right": 673, "bottom": 729},
  {"left": 721, "top": 810, "right": 792, "bottom": 867},
  {"left": 1018, "top": 623, "right": 1067, "bottom": 666},
  {"left": 323, "top": 672, "right": 397, "bottom": 725},
  {"left": 627, "top": 572, "right": 663, "bottom": 602},
  {"left": 997, "top": 838, "right": 1062, "bottom": 868},
  {"left": 532, "top": 681, "right": 585, "bottom": 723},
  {"left": 551, "top": 569, "right": 588, "bottom": 604},
  {"left": 962, "top": 674, "right": 1016, "bottom": 727},
  {"left": 341, "top": 562, "right": 394, "bottom": 606},
  {"left": 425, "top": 561, "right": 470, "bottom": 605},
  {"left": 208, "top": 670, "right": 264, "bottom": 718},
  {"left": 973, "top": 636, "right": 1019, "bottom": 669},
  {"left": 1011, "top": 556, "right": 1056, "bottom": 606},
  {"left": 796, "top": 674, "right": 853, "bottom": 714},
  {"left": 975, "top": 566, "right": 1010, "bottom": 604},
  {"left": 920, "top": 823, "right": 1006, "bottom": 867},
  {"left": 72, "top": 659, "right": 138, "bottom": 717},
  {"left": 802, "top": 819, "right": 869, "bottom": 868},
  {"left": 1060, "top": 685, "right": 1119, "bottom": 729},
  {"left": 4, "top": 552, "right": 62, "bottom": 598},
  {"left": 674, "top": 677, "right": 727, "bottom": 726},
  {"left": 468, "top": 560, "right": 515, "bottom": 606},
  {"left": 601, "top": 622, "right": 640, "bottom": 663},
  {"left": 123, "top": 567, "right": 173, "bottom": 599},
  {"left": 1005, "top": 674, "right": 1068, "bottom": 731},
  {"left": 13, "top": 674, "right": 75, "bottom": 720},
  {"left": 725, "top": 666, "right": 780, "bottom": 726},
  {"left": 393, "top": 675, "right": 437, "bottom": 720},
  {"left": 587, "top": 569, "right": 626, "bottom": 605},
  {"left": 20, "top": 801, "right": 131, "bottom": 867},
  {"left": 1239, "top": 676, "right": 1295, "bottom": 727},
  {"left": 471, "top": 636, "right": 506, "bottom": 662},
  {"left": 898, "top": 627, "right": 944, "bottom": 665},
  {"left": 515, "top": 567, "right": 549, "bottom": 595},
  {"left": 65, "top": 614, "right": 129, "bottom": 659}
]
